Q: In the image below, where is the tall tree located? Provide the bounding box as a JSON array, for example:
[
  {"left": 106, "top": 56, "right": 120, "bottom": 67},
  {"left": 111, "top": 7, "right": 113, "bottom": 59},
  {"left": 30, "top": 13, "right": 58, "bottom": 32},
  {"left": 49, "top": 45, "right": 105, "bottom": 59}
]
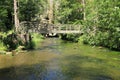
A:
[
  {"left": 48, "top": 0, "right": 54, "bottom": 23},
  {"left": 14, "top": 0, "right": 19, "bottom": 32},
  {"left": 82, "top": 0, "right": 86, "bottom": 20}
]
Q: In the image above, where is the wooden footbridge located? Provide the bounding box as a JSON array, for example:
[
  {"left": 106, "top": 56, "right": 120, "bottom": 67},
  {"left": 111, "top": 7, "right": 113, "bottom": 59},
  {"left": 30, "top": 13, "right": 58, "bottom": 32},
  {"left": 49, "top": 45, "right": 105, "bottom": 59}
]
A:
[{"left": 19, "top": 21, "right": 83, "bottom": 34}]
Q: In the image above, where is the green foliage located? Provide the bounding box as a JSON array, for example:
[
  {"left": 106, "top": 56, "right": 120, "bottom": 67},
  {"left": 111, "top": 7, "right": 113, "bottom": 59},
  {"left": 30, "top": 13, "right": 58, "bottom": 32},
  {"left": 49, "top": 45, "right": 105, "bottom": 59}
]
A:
[
  {"left": 0, "top": 0, "right": 120, "bottom": 51},
  {"left": 19, "top": 0, "right": 39, "bottom": 21},
  {"left": 0, "top": 0, "right": 46, "bottom": 51},
  {"left": 19, "top": 0, "right": 47, "bottom": 21},
  {"left": 32, "top": 33, "right": 44, "bottom": 43},
  {"left": 55, "top": 0, "right": 83, "bottom": 24},
  {"left": 0, "top": 41, "right": 7, "bottom": 51},
  {"left": 24, "top": 39, "right": 35, "bottom": 49},
  {"left": 0, "top": 31, "right": 20, "bottom": 50},
  {"left": 55, "top": 0, "right": 83, "bottom": 42},
  {"left": 0, "top": 0, "right": 13, "bottom": 31},
  {"left": 30, "top": 33, "right": 44, "bottom": 48},
  {"left": 3, "top": 32, "right": 20, "bottom": 50},
  {"left": 61, "top": 34, "right": 80, "bottom": 42},
  {"left": 0, "top": 0, "right": 14, "bottom": 51},
  {"left": 81, "top": 0, "right": 120, "bottom": 50}
]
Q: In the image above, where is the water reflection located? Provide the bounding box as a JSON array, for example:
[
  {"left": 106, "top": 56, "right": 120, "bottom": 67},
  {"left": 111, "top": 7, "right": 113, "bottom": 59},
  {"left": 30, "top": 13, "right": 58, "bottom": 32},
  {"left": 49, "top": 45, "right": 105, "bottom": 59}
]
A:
[
  {"left": 0, "top": 64, "right": 44, "bottom": 80},
  {"left": 43, "top": 59, "right": 65, "bottom": 80},
  {"left": 35, "top": 38, "right": 62, "bottom": 54},
  {"left": 0, "top": 62, "right": 65, "bottom": 80}
]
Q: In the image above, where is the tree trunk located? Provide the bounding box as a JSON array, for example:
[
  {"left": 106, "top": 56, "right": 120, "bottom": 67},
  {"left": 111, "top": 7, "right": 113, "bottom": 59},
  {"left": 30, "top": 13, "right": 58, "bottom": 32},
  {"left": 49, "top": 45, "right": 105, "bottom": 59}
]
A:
[
  {"left": 14, "top": 0, "right": 19, "bottom": 32},
  {"left": 82, "top": 0, "right": 86, "bottom": 20},
  {"left": 48, "top": 0, "right": 53, "bottom": 24}
]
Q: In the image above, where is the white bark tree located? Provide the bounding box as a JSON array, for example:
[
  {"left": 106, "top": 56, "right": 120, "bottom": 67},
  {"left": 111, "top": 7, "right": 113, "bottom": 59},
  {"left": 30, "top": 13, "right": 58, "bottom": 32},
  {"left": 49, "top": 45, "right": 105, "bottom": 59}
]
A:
[
  {"left": 14, "top": 0, "right": 19, "bottom": 32},
  {"left": 82, "top": 0, "right": 86, "bottom": 20}
]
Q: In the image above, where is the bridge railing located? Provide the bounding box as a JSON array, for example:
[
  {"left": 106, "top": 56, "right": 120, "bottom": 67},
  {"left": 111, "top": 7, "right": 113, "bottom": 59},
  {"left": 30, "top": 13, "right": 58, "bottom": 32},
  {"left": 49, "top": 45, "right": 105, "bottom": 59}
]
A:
[
  {"left": 19, "top": 21, "right": 83, "bottom": 34},
  {"left": 52, "top": 24, "right": 82, "bottom": 33}
]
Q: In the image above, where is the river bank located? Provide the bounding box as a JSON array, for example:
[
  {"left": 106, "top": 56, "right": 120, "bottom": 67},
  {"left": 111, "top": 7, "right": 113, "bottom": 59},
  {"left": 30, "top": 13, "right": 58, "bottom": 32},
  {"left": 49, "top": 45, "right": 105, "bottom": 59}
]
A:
[{"left": 0, "top": 33, "right": 44, "bottom": 55}]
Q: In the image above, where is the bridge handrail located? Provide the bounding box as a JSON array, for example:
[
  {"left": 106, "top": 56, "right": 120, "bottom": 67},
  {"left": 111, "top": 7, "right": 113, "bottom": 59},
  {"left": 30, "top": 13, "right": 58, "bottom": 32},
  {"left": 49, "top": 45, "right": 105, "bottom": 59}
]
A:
[
  {"left": 19, "top": 21, "right": 83, "bottom": 33},
  {"left": 53, "top": 24, "right": 82, "bottom": 31}
]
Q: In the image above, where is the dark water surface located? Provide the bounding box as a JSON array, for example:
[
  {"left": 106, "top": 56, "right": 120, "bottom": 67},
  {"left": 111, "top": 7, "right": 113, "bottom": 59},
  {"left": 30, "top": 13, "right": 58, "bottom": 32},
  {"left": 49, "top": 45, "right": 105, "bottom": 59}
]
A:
[{"left": 0, "top": 38, "right": 120, "bottom": 80}]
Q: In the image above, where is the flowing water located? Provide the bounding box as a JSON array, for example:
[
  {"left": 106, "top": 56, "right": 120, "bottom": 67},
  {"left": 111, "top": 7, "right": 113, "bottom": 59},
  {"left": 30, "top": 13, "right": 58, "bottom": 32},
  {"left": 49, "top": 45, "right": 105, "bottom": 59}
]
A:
[{"left": 0, "top": 38, "right": 120, "bottom": 80}]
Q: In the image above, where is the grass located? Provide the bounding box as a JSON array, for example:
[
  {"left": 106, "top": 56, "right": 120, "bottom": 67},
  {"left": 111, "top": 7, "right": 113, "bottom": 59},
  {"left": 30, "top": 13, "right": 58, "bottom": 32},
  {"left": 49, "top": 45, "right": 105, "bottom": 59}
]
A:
[
  {"left": 0, "top": 42, "right": 7, "bottom": 51},
  {"left": 0, "top": 41, "right": 7, "bottom": 54},
  {"left": 31, "top": 33, "right": 44, "bottom": 48}
]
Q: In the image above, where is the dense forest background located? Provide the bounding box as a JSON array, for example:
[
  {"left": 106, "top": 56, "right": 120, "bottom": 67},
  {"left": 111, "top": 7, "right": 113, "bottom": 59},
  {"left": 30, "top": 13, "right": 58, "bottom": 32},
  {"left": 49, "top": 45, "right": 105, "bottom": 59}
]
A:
[
  {"left": 55, "top": 0, "right": 120, "bottom": 50},
  {"left": 0, "top": 0, "right": 120, "bottom": 51}
]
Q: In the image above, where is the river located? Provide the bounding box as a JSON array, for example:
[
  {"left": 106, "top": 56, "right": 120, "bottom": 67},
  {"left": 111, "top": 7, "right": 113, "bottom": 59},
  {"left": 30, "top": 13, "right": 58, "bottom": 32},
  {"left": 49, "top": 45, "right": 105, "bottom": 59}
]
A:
[{"left": 0, "top": 38, "right": 120, "bottom": 80}]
